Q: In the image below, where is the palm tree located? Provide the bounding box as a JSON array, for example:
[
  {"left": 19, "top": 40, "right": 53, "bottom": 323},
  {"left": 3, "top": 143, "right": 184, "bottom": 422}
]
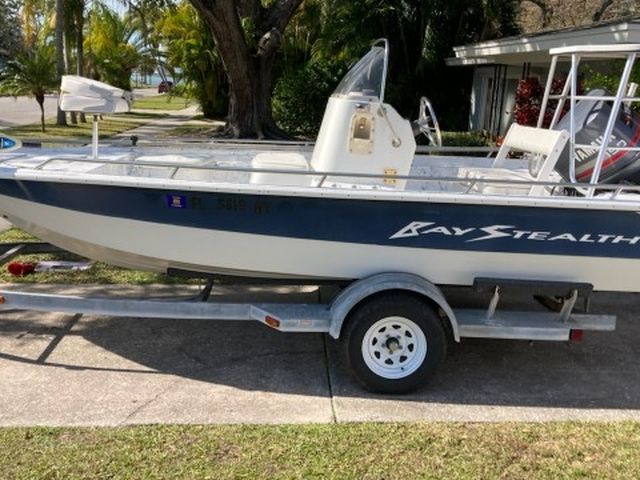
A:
[
  {"left": 86, "top": 4, "right": 142, "bottom": 90},
  {"left": 62, "top": 0, "right": 86, "bottom": 124},
  {"left": 156, "top": 2, "right": 226, "bottom": 117},
  {"left": 54, "top": 0, "right": 67, "bottom": 126},
  {"left": 20, "top": 0, "right": 49, "bottom": 48},
  {"left": 0, "top": 44, "right": 58, "bottom": 132}
]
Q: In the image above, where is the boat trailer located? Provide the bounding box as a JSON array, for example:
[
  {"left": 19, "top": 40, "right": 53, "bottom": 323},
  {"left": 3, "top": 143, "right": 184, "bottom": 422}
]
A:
[{"left": 0, "top": 241, "right": 615, "bottom": 393}]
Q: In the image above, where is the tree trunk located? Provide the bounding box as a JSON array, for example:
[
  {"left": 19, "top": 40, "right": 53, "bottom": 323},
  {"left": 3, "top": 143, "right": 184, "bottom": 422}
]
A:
[
  {"left": 55, "top": 0, "right": 67, "bottom": 126},
  {"left": 75, "top": 4, "right": 86, "bottom": 123},
  {"left": 64, "top": 29, "right": 77, "bottom": 125},
  {"left": 189, "top": 0, "right": 302, "bottom": 139},
  {"left": 225, "top": 46, "right": 281, "bottom": 138},
  {"left": 36, "top": 95, "right": 45, "bottom": 133}
]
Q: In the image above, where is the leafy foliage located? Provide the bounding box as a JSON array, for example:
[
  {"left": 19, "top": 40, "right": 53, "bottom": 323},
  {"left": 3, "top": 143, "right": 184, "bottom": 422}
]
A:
[
  {"left": 582, "top": 61, "right": 640, "bottom": 112},
  {"left": 0, "top": 0, "right": 23, "bottom": 63},
  {"left": 513, "top": 77, "right": 544, "bottom": 126},
  {"left": 19, "top": 0, "right": 53, "bottom": 48},
  {"left": 273, "top": 59, "right": 345, "bottom": 136},
  {"left": 155, "top": 1, "right": 227, "bottom": 117},
  {"left": 441, "top": 130, "right": 490, "bottom": 146},
  {"left": 0, "top": 44, "right": 58, "bottom": 132},
  {"left": 149, "top": 0, "right": 522, "bottom": 134},
  {"left": 85, "top": 4, "right": 142, "bottom": 90},
  {"left": 280, "top": 0, "right": 521, "bottom": 132}
]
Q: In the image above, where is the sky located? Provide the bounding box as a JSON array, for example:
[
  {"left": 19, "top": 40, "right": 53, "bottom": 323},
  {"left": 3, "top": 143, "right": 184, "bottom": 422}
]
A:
[{"left": 100, "top": 0, "right": 127, "bottom": 15}]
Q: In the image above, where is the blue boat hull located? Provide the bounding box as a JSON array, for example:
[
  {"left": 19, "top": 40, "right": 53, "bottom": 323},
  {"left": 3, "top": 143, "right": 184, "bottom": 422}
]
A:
[{"left": 1, "top": 177, "right": 640, "bottom": 290}]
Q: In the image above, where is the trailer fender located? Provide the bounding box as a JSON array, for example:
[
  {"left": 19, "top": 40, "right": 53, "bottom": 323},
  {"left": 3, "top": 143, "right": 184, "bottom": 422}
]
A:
[{"left": 328, "top": 272, "right": 459, "bottom": 341}]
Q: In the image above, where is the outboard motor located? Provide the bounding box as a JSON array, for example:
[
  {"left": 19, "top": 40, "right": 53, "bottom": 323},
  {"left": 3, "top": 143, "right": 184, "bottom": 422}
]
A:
[{"left": 555, "top": 89, "right": 640, "bottom": 183}]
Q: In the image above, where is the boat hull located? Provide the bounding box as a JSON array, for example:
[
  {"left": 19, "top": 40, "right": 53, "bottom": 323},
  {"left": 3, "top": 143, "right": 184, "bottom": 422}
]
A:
[{"left": 2, "top": 178, "right": 640, "bottom": 291}]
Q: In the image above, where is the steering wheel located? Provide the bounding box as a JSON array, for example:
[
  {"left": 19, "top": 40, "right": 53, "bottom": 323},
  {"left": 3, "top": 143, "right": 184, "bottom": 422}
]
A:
[{"left": 417, "top": 97, "right": 442, "bottom": 148}]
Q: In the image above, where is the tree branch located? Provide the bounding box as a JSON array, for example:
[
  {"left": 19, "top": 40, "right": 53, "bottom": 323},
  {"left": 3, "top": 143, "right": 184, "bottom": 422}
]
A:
[
  {"left": 592, "top": 0, "right": 614, "bottom": 22},
  {"left": 237, "top": 0, "right": 261, "bottom": 20},
  {"left": 189, "top": 0, "right": 250, "bottom": 66},
  {"left": 259, "top": 0, "right": 303, "bottom": 38}
]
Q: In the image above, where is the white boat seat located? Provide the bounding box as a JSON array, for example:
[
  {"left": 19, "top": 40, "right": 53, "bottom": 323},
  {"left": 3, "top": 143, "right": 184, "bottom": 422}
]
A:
[
  {"left": 463, "top": 168, "right": 564, "bottom": 195},
  {"left": 595, "top": 192, "right": 640, "bottom": 200},
  {"left": 460, "top": 124, "right": 570, "bottom": 196},
  {"left": 250, "top": 152, "right": 312, "bottom": 186},
  {"left": 59, "top": 75, "right": 133, "bottom": 114}
]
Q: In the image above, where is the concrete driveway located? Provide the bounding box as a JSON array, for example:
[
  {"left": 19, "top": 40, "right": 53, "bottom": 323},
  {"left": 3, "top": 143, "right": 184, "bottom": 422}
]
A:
[{"left": 1, "top": 284, "right": 640, "bottom": 426}]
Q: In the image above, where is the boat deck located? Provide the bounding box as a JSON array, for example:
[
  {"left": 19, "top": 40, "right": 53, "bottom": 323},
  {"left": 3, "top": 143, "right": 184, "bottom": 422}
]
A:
[{"left": 1, "top": 145, "right": 640, "bottom": 208}]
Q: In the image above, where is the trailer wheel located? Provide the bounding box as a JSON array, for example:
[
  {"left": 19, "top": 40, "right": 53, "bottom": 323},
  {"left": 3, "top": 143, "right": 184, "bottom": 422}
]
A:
[{"left": 342, "top": 292, "right": 446, "bottom": 394}]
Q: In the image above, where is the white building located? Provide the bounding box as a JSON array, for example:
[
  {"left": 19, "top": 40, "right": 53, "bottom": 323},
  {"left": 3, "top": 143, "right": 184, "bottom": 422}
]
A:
[{"left": 447, "top": 17, "right": 640, "bottom": 136}]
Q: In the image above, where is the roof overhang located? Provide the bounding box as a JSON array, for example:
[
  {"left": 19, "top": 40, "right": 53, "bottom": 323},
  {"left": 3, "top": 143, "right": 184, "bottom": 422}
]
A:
[{"left": 447, "top": 18, "right": 640, "bottom": 66}]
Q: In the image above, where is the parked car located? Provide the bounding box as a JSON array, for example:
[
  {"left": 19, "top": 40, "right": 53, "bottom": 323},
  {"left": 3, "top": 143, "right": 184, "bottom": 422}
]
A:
[{"left": 158, "top": 80, "right": 173, "bottom": 93}]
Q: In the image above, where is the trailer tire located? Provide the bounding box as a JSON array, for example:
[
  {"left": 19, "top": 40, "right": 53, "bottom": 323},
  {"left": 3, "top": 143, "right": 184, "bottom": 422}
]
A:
[{"left": 342, "top": 292, "right": 446, "bottom": 394}]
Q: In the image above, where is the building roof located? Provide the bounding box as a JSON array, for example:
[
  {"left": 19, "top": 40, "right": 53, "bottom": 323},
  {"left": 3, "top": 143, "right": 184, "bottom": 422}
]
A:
[{"left": 447, "top": 16, "right": 640, "bottom": 66}]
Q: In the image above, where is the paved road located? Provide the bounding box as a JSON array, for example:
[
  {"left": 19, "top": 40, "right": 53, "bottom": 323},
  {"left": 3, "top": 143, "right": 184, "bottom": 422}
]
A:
[
  {"left": 1, "top": 283, "right": 640, "bottom": 426},
  {"left": 0, "top": 88, "right": 158, "bottom": 128},
  {"left": 0, "top": 95, "right": 60, "bottom": 128}
]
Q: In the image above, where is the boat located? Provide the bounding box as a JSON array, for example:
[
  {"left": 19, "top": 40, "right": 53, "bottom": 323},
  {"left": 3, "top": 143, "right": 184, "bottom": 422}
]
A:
[
  {"left": 4, "top": 41, "right": 640, "bottom": 393},
  {"left": 2, "top": 41, "right": 640, "bottom": 291}
]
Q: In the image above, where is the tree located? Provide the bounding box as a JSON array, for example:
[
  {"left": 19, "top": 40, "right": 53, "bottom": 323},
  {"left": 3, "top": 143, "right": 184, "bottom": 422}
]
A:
[
  {"left": 86, "top": 4, "right": 142, "bottom": 90},
  {"left": 0, "top": 44, "right": 58, "bottom": 132},
  {"left": 592, "top": 0, "right": 614, "bottom": 21},
  {"left": 0, "top": 0, "right": 23, "bottom": 63},
  {"left": 63, "top": 0, "right": 87, "bottom": 123},
  {"left": 308, "top": 0, "right": 519, "bottom": 129},
  {"left": 70, "top": 0, "right": 85, "bottom": 83},
  {"left": 128, "top": 0, "right": 171, "bottom": 83},
  {"left": 156, "top": 2, "right": 227, "bottom": 117},
  {"left": 188, "top": 0, "right": 303, "bottom": 138},
  {"left": 54, "top": 0, "right": 67, "bottom": 126},
  {"left": 20, "top": 0, "right": 49, "bottom": 49}
]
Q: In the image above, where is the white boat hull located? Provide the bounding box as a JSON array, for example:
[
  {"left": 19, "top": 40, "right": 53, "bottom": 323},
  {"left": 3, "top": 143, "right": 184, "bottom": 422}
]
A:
[{"left": 4, "top": 192, "right": 640, "bottom": 291}]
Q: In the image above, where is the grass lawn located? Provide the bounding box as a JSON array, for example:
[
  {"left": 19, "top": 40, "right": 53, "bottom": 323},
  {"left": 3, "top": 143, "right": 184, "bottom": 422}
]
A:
[
  {"left": 1, "top": 422, "right": 639, "bottom": 479},
  {"left": 159, "top": 122, "right": 223, "bottom": 138},
  {"left": 133, "top": 94, "right": 192, "bottom": 111},
  {"left": 3, "top": 112, "right": 165, "bottom": 143}
]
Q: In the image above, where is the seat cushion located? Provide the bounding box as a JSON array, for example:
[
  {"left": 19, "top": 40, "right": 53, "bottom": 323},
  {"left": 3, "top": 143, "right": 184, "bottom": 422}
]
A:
[
  {"left": 252, "top": 152, "right": 309, "bottom": 170},
  {"left": 250, "top": 152, "right": 312, "bottom": 186}
]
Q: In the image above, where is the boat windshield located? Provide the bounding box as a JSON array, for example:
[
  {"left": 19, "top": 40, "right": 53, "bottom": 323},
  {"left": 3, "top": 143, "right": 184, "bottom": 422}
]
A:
[{"left": 333, "top": 46, "right": 386, "bottom": 99}]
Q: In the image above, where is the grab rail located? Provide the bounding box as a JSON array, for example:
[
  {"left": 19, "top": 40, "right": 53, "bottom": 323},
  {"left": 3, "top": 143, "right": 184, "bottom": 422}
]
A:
[
  {"left": 541, "top": 45, "right": 640, "bottom": 194},
  {"left": 5, "top": 152, "right": 640, "bottom": 200}
]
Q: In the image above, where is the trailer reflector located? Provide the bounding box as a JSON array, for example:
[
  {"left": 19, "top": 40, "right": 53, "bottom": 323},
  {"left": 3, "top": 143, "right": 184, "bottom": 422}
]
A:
[
  {"left": 264, "top": 315, "right": 281, "bottom": 329},
  {"left": 570, "top": 329, "right": 584, "bottom": 342}
]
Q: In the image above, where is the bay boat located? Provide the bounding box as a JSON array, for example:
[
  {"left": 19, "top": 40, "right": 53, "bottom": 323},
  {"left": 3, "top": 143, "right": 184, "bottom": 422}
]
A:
[
  {"left": 3, "top": 41, "right": 640, "bottom": 393},
  {"left": 2, "top": 41, "right": 640, "bottom": 292}
]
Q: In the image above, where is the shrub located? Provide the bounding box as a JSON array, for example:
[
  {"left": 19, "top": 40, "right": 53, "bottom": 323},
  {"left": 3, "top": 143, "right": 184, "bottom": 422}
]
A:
[
  {"left": 514, "top": 76, "right": 584, "bottom": 127},
  {"left": 273, "top": 60, "right": 346, "bottom": 137},
  {"left": 441, "top": 131, "right": 489, "bottom": 147}
]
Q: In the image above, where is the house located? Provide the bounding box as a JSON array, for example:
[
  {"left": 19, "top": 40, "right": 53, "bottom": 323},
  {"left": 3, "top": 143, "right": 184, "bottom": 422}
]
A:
[{"left": 447, "top": 17, "right": 640, "bottom": 136}]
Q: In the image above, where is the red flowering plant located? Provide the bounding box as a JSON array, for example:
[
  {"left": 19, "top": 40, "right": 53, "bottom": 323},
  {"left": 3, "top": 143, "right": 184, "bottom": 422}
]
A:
[
  {"left": 514, "top": 77, "right": 583, "bottom": 128},
  {"left": 514, "top": 78, "right": 543, "bottom": 126}
]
